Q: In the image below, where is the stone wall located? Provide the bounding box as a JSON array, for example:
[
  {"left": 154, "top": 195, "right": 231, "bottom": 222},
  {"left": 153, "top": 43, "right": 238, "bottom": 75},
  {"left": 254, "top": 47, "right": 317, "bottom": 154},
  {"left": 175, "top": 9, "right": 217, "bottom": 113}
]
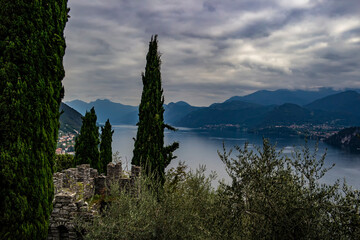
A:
[{"left": 48, "top": 163, "right": 140, "bottom": 240}]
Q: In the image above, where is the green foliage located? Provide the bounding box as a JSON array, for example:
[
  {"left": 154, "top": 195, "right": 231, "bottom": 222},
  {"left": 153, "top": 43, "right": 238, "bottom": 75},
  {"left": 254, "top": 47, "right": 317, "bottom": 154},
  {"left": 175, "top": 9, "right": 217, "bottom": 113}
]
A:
[
  {"left": 100, "top": 119, "right": 114, "bottom": 174},
  {"left": 77, "top": 139, "right": 360, "bottom": 240},
  {"left": 218, "top": 139, "right": 360, "bottom": 239},
  {"left": 0, "top": 0, "right": 69, "bottom": 239},
  {"left": 77, "top": 164, "right": 223, "bottom": 240},
  {"left": 132, "top": 35, "right": 179, "bottom": 185},
  {"left": 75, "top": 107, "right": 100, "bottom": 171},
  {"left": 54, "top": 154, "right": 75, "bottom": 172}
]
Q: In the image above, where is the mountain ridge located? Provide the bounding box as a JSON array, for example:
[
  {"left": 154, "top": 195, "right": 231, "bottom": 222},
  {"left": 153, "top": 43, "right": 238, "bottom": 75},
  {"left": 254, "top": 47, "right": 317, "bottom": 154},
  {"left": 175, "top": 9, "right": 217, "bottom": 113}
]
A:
[
  {"left": 65, "top": 89, "right": 360, "bottom": 131},
  {"left": 225, "top": 88, "right": 343, "bottom": 106}
]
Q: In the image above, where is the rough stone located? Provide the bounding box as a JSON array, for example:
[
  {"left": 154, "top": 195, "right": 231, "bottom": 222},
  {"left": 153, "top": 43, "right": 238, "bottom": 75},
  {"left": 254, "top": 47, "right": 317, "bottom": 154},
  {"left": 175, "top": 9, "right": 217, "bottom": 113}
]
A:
[{"left": 48, "top": 162, "right": 140, "bottom": 239}]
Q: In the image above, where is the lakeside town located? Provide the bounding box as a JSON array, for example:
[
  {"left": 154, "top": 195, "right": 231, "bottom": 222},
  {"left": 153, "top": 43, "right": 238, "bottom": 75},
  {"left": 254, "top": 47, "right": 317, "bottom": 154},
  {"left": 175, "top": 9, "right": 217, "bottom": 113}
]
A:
[{"left": 56, "top": 131, "right": 77, "bottom": 155}]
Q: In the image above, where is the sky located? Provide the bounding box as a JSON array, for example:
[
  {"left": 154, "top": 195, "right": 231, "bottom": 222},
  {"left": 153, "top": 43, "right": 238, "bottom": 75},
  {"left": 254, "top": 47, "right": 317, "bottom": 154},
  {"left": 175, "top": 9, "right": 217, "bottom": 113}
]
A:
[{"left": 63, "top": 0, "right": 360, "bottom": 106}]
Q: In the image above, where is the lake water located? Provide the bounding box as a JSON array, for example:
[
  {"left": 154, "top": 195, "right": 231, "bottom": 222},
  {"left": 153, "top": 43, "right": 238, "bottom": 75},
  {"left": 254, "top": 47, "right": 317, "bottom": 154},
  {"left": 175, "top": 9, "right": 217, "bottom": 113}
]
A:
[{"left": 112, "top": 125, "right": 360, "bottom": 189}]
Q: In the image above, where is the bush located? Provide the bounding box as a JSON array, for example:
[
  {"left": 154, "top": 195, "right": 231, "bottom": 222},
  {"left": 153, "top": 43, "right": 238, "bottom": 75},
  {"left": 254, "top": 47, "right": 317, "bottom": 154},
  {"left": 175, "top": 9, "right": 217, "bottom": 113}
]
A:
[
  {"left": 218, "top": 138, "right": 360, "bottom": 239},
  {"left": 77, "top": 139, "right": 360, "bottom": 240},
  {"left": 77, "top": 163, "right": 223, "bottom": 240}
]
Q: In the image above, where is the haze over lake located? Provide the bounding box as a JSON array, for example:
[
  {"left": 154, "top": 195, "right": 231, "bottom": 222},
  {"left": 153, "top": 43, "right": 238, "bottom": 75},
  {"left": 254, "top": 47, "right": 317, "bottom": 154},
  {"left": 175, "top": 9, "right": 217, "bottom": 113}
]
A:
[{"left": 112, "top": 125, "right": 360, "bottom": 189}]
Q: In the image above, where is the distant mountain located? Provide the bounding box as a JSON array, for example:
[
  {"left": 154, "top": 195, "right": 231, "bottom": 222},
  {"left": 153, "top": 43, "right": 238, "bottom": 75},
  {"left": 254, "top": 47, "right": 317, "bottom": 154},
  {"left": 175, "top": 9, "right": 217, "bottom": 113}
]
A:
[
  {"left": 59, "top": 103, "right": 83, "bottom": 133},
  {"left": 177, "top": 94, "right": 360, "bottom": 129},
  {"left": 261, "top": 103, "right": 359, "bottom": 127},
  {"left": 66, "top": 99, "right": 199, "bottom": 126},
  {"left": 64, "top": 99, "right": 89, "bottom": 116},
  {"left": 324, "top": 127, "right": 360, "bottom": 152},
  {"left": 305, "top": 91, "right": 360, "bottom": 116},
  {"left": 66, "top": 99, "right": 138, "bottom": 125},
  {"left": 164, "top": 101, "right": 202, "bottom": 125},
  {"left": 176, "top": 100, "right": 272, "bottom": 128},
  {"left": 65, "top": 90, "right": 360, "bottom": 131},
  {"left": 260, "top": 103, "right": 314, "bottom": 126},
  {"left": 226, "top": 88, "right": 341, "bottom": 106}
]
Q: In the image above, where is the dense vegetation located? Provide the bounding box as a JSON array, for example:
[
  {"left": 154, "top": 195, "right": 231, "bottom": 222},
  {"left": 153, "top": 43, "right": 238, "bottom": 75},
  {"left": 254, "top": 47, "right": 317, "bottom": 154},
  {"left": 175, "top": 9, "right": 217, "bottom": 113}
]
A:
[
  {"left": 78, "top": 139, "right": 360, "bottom": 239},
  {"left": 75, "top": 107, "right": 100, "bottom": 171},
  {"left": 132, "top": 35, "right": 179, "bottom": 185},
  {"left": 0, "top": 1, "right": 68, "bottom": 238},
  {"left": 74, "top": 108, "right": 114, "bottom": 174},
  {"left": 100, "top": 119, "right": 114, "bottom": 174}
]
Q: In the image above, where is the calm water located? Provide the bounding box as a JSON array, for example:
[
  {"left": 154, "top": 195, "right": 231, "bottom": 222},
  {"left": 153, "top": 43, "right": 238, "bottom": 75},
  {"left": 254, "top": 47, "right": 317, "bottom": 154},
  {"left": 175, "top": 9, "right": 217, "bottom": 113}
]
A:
[{"left": 112, "top": 125, "right": 360, "bottom": 189}]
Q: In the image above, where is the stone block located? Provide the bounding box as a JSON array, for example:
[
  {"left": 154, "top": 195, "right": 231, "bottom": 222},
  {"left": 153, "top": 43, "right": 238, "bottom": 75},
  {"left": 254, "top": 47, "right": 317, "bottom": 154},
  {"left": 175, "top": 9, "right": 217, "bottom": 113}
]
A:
[{"left": 95, "top": 175, "right": 107, "bottom": 195}]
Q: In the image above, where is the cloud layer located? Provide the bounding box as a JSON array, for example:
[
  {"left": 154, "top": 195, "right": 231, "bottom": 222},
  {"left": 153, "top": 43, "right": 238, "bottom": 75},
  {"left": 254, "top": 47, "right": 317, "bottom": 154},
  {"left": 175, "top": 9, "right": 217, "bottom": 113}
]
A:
[{"left": 63, "top": 0, "right": 360, "bottom": 106}]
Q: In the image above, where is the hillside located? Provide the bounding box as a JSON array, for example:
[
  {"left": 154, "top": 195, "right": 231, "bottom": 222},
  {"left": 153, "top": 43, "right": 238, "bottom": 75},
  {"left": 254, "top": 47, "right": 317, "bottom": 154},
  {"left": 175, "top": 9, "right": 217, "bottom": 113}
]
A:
[
  {"left": 176, "top": 100, "right": 272, "bottom": 128},
  {"left": 260, "top": 103, "right": 314, "bottom": 126},
  {"left": 176, "top": 96, "right": 360, "bottom": 129},
  {"left": 59, "top": 103, "right": 83, "bottom": 133},
  {"left": 226, "top": 88, "right": 340, "bottom": 106},
  {"left": 305, "top": 90, "right": 360, "bottom": 115},
  {"left": 164, "top": 101, "right": 202, "bottom": 125},
  {"left": 324, "top": 127, "right": 360, "bottom": 152}
]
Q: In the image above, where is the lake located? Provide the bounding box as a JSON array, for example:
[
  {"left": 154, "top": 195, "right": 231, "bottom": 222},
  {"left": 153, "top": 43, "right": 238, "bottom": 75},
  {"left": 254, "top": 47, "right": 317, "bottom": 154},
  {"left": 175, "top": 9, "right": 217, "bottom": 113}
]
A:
[{"left": 112, "top": 125, "right": 360, "bottom": 189}]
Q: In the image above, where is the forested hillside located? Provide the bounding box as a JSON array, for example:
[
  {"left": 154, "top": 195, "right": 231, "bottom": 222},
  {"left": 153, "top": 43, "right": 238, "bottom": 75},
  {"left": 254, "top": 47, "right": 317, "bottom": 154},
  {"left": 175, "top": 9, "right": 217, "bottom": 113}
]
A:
[{"left": 59, "top": 102, "right": 82, "bottom": 133}]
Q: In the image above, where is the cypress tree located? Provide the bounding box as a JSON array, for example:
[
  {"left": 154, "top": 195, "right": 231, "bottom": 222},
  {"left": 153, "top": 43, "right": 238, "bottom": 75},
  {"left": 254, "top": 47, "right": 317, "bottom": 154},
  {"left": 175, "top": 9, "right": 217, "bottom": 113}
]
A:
[
  {"left": 0, "top": 0, "right": 69, "bottom": 239},
  {"left": 74, "top": 107, "right": 100, "bottom": 171},
  {"left": 132, "top": 35, "right": 179, "bottom": 185},
  {"left": 100, "top": 119, "right": 114, "bottom": 174}
]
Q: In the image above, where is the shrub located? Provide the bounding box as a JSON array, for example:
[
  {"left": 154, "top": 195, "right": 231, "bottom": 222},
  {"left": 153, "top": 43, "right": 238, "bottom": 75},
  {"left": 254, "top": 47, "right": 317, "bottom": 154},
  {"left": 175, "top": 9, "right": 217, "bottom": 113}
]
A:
[{"left": 218, "top": 139, "right": 360, "bottom": 239}]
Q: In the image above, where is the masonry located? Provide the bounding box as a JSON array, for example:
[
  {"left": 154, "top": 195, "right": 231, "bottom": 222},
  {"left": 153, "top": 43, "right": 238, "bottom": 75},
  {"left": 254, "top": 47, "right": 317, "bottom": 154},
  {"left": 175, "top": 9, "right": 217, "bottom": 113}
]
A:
[{"left": 48, "top": 163, "right": 141, "bottom": 240}]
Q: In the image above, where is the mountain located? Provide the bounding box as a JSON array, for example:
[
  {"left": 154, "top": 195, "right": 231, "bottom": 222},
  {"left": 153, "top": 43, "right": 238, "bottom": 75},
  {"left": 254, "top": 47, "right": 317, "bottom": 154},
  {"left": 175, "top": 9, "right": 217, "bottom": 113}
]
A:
[
  {"left": 66, "top": 99, "right": 199, "bottom": 126},
  {"left": 65, "top": 90, "right": 360, "bottom": 131},
  {"left": 66, "top": 99, "right": 138, "bottom": 125},
  {"left": 164, "top": 101, "right": 202, "bottom": 125},
  {"left": 177, "top": 96, "right": 360, "bottom": 129},
  {"left": 64, "top": 99, "right": 89, "bottom": 116},
  {"left": 226, "top": 88, "right": 341, "bottom": 106},
  {"left": 260, "top": 103, "right": 314, "bottom": 126},
  {"left": 305, "top": 91, "right": 360, "bottom": 116},
  {"left": 59, "top": 102, "right": 83, "bottom": 133},
  {"left": 324, "top": 127, "right": 360, "bottom": 152},
  {"left": 261, "top": 103, "right": 360, "bottom": 127},
  {"left": 176, "top": 100, "right": 272, "bottom": 128}
]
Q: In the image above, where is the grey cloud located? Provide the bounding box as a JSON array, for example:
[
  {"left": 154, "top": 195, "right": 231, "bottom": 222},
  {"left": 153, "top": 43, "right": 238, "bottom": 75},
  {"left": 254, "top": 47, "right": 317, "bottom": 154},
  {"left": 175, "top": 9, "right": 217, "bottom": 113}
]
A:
[{"left": 62, "top": 0, "right": 360, "bottom": 106}]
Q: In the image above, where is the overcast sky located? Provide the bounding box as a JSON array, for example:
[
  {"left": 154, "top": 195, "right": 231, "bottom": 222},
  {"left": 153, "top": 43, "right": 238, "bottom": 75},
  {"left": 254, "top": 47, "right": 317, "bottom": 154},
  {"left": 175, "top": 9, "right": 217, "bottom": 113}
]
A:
[{"left": 63, "top": 0, "right": 360, "bottom": 106}]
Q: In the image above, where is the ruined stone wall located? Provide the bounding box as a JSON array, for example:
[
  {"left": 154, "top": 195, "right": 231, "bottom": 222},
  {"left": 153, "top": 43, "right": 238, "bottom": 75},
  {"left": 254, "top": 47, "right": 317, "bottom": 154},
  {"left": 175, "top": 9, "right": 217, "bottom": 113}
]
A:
[{"left": 48, "top": 163, "right": 140, "bottom": 240}]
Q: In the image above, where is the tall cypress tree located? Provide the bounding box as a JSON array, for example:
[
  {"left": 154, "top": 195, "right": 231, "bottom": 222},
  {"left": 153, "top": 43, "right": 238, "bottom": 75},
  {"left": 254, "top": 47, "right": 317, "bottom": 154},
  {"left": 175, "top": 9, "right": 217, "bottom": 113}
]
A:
[
  {"left": 75, "top": 107, "right": 100, "bottom": 171},
  {"left": 132, "top": 35, "right": 179, "bottom": 185},
  {"left": 0, "top": 0, "right": 68, "bottom": 239},
  {"left": 100, "top": 119, "right": 114, "bottom": 174}
]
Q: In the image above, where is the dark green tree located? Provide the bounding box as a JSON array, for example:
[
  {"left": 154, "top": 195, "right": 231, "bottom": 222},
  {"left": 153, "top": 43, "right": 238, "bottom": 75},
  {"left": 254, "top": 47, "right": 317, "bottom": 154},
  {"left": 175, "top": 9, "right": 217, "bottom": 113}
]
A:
[
  {"left": 132, "top": 35, "right": 179, "bottom": 185},
  {"left": 75, "top": 107, "right": 100, "bottom": 171},
  {"left": 100, "top": 119, "right": 114, "bottom": 174},
  {"left": 0, "top": 0, "right": 69, "bottom": 239}
]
